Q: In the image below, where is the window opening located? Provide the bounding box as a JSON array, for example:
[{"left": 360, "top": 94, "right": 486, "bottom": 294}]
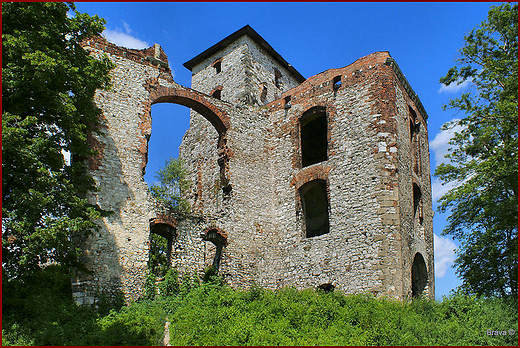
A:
[
  {"left": 318, "top": 283, "right": 335, "bottom": 292},
  {"left": 202, "top": 228, "right": 227, "bottom": 273},
  {"left": 274, "top": 68, "right": 282, "bottom": 88},
  {"left": 413, "top": 183, "right": 422, "bottom": 224},
  {"left": 333, "top": 75, "right": 342, "bottom": 89},
  {"left": 411, "top": 253, "right": 427, "bottom": 298},
  {"left": 213, "top": 60, "right": 222, "bottom": 74},
  {"left": 300, "top": 180, "right": 330, "bottom": 238},
  {"left": 212, "top": 89, "right": 221, "bottom": 100},
  {"left": 260, "top": 84, "right": 268, "bottom": 104},
  {"left": 409, "top": 106, "right": 421, "bottom": 174},
  {"left": 300, "top": 108, "right": 327, "bottom": 167},
  {"left": 284, "top": 95, "right": 292, "bottom": 109},
  {"left": 149, "top": 223, "right": 175, "bottom": 278}
]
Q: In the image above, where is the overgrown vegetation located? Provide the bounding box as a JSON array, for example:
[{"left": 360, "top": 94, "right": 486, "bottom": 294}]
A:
[
  {"left": 3, "top": 269, "right": 517, "bottom": 346},
  {"left": 2, "top": 2, "right": 113, "bottom": 282}
]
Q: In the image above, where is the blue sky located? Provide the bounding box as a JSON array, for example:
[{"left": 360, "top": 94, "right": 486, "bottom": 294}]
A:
[{"left": 75, "top": 2, "right": 502, "bottom": 300}]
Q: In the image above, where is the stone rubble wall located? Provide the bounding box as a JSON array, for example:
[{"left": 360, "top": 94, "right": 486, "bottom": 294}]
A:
[
  {"left": 191, "top": 36, "right": 300, "bottom": 106},
  {"left": 77, "top": 34, "right": 434, "bottom": 304},
  {"left": 75, "top": 39, "right": 165, "bottom": 305}
]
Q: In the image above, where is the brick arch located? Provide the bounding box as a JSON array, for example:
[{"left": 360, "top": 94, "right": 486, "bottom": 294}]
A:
[
  {"left": 150, "top": 85, "right": 230, "bottom": 135},
  {"left": 291, "top": 164, "right": 332, "bottom": 191},
  {"left": 201, "top": 227, "right": 228, "bottom": 246}
]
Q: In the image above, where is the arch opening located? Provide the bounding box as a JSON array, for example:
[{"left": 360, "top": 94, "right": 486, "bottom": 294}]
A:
[
  {"left": 201, "top": 228, "right": 228, "bottom": 273},
  {"left": 411, "top": 252, "right": 428, "bottom": 298}
]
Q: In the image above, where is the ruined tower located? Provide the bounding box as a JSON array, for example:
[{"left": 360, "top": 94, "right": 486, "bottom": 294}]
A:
[{"left": 74, "top": 25, "right": 434, "bottom": 305}]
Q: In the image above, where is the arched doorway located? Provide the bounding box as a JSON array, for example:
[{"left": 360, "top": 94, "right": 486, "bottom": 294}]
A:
[{"left": 411, "top": 252, "right": 428, "bottom": 298}]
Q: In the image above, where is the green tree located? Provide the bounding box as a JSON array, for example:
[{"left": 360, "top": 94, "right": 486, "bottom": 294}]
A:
[
  {"left": 2, "top": 2, "right": 113, "bottom": 280},
  {"left": 149, "top": 157, "right": 190, "bottom": 213},
  {"left": 437, "top": 3, "right": 518, "bottom": 298},
  {"left": 148, "top": 157, "right": 190, "bottom": 277}
]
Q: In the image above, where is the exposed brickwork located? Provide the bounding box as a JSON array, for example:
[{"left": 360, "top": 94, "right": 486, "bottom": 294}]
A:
[{"left": 76, "top": 27, "right": 434, "bottom": 305}]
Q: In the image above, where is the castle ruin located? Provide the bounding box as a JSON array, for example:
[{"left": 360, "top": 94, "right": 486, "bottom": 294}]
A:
[{"left": 73, "top": 25, "right": 434, "bottom": 305}]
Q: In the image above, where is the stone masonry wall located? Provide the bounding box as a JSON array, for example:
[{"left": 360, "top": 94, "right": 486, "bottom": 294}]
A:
[
  {"left": 78, "top": 32, "right": 434, "bottom": 304},
  {"left": 263, "top": 52, "right": 405, "bottom": 296},
  {"left": 191, "top": 36, "right": 300, "bottom": 106},
  {"left": 74, "top": 38, "right": 166, "bottom": 304}
]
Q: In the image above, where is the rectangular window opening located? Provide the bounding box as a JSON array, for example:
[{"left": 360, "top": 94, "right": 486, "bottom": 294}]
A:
[
  {"left": 333, "top": 75, "right": 342, "bottom": 89},
  {"left": 213, "top": 60, "right": 222, "bottom": 74},
  {"left": 301, "top": 180, "right": 330, "bottom": 238},
  {"left": 301, "top": 110, "right": 327, "bottom": 167}
]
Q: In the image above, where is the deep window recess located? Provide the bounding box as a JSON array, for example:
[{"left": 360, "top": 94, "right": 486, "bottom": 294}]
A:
[
  {"left": 300, "top": 180, "right": 330, "bottom": 238},
  {"left": 213, "top": 60, "right": 222, "bottom": 74},
  {"left": 409, "top": 106, "right": 421, "bottom": 174},
  {"left": 202, "top": 228, "right": 227, "bottom": 273},
  {"left": 284, "top": 95, "right": 292, "bottom": 109},
  {"left": 333, "top": 75, "right": 342, "bottom": 89},
  {"left": 212, "top": 89, "right": 222, "bottom": 100},
  {"left": 413, "top": 183, "right": 422, "bottom": 223},
  {"left": 300, "top": 108, "right": 327, "bottom": 167},
  {"left": 274, "top": 68, "right": 282, "bottom": 88},
  {"left": 411, "top": 253, "right": 428, "bottom": 298},
  {"left": 260, "top": 84, "right": 268, "bottom": 104}
]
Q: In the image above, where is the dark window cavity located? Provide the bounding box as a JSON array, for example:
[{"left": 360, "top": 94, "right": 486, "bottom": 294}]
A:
[
  {"left": 284, "top": 95, "right": 292, "bottom": 109},
  {"left": 300, "top": 180, "right": 330, "bottom": 238},
  {"left": 333, "top": 75, "right": 342, "bottom": 89},
  {"left": 318, "top": 283, "right": 335, "bottom": 292},
  {"left": 212, "top": 89, "right": 221, "bottom": 100},
  {"left": 413, "top": 183, "right": 422, "bottom": 224},
  {"left": 213, "top": 60, "right": 222, "bottom": 74},
  {"left": 274, "top": 68, "right": 282, "bottom": 88},
  {"left": 409, "top": 106, "right": 421, "bottom": 174},
  {"left": 300, "top": 107, "right": 327, "bottom": 167},
  {"left": 260, "top": 84, "right": 268, "bottom": 104},
  {"left": 411, "top": 253, "right": 427, "bottom": 298}
]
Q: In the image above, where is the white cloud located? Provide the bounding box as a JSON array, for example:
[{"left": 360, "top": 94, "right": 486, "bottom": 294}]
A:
[
  {"left": 438, "top": 78, "right": 473, "bottom": 93},
  {"left": 102, "top": 22, "right": 149, "bottom": 49},
  {"left": 429, "top": 119, "right": 464, "bottom": 165},
  {"left": 429, "top": 119, "right": 467, "bottom": 203},
  {"left": 434, "top": 234, "right": 457, "bottom": 278},
  {"left": 431, "top": 177, "right": 459, "bottom": 203}
]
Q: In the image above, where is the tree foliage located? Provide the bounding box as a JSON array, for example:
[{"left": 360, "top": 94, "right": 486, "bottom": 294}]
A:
[
  {"left": 436, "top": 3, "right": 518, "bottom": 298},
  {"left": 2, "top": 2, "right": 114, "bottom": 280},
  {"left": 149, "top": 157, "right": 190, "bottom": 213}
]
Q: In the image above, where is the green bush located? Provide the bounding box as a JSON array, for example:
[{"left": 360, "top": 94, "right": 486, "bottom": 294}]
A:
[{"left": 3, "top": 268, "right": 518, "bottom": 346}]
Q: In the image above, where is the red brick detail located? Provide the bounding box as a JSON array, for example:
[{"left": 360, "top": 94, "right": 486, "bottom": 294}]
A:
[
  {"left": 81, "top": 36, "right": 171, "bottom": 74},
  {"left": 150, "top": 214, "right": 178, "bottom": 229},
  {"left": 291, "top": 165, "right": 332, "bottom": 190},
  {"left": 266, "top": 52, "right": 393, "bottom": 112},
  {"left": 149, "top": 85, "right": 230, "bottom": 135},
  {"left": 202, "top": 227, "right": 228, "bottom": 246}
]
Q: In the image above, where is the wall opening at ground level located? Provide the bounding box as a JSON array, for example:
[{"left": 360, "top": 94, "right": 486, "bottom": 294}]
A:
[
  {"left": 411, "top": 252, "right": 428, "bottom": 298},
  {"left": 149, "top": 222, "right": 175, "bottom": 277}
]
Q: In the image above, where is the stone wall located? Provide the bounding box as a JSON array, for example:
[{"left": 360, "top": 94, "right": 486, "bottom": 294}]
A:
[
  {"left": 77, "top": 30, "right": 434, "bottom": 305},
  {"left": 191, "top": 35, "right": 301, "bottom": 106}
]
